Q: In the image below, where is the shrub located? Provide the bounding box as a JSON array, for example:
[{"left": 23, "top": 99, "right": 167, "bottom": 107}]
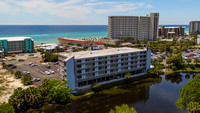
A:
[
  {"left": 15, "top": 71, "right": 21, "bottom": 79},
  {"left": 91, "top": 83, "right": 99, "bottom": 90},
  {"left": 171, "top": 66, "right": 177, "bottom": 71},
  {"left": 110, "top": 104, "right": 137, "bottom": 113},
  {"left": 21, "top": 74, "right": 32, "bottom": 85},
  {"left": 0, "top": 103, "right": 15, "bottom": 113},
  {"left": 2, "top": 62, "right": 7, "bottom": 69}
]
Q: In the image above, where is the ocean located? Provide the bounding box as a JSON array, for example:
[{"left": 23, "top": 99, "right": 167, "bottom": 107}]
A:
[{"left": 0, "top": 25, "right": 189, "bottom": 45}]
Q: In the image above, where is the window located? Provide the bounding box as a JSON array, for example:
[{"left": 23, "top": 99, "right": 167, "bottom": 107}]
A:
[
  {"left": 77, "top": 70, "right": 82, "bottom": 73},
  {"left": 77, "top": 65, "right": 81, "bottom": 68},
  {"left": 77, "top": 60, "right": 81, "bottom": 63},
  {"left": 86, "top": 69, "right": 89, "bottom": 72}
]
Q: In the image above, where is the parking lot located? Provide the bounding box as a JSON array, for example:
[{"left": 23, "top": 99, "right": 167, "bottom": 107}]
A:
[
  {"left": 5, "top": 55, "right": 62, "bottom": 86},
  {"left": 152, "top": 49, "right": 200, "bottom": 65}
]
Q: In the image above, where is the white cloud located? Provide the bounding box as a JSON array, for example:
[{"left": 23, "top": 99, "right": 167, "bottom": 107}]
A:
[
  {"left": 0, "top": 0, "right": 153, "bottom": 21},
  {"left": 146, "top": 4, "right": 153, "bottom": 8}
]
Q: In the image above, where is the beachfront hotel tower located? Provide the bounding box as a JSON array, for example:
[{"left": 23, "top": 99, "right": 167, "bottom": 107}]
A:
[
  {"left": 108, "top": 13, "right": 159, "bottom": 41},
  {"left": 189, "top": 21, "right": 200, "bottom": 34},
  {"left": 59, "top": 47, "right": 151, "bottom": 90},
  {"left": 0, "top": 37, "right": 34, "bottom": 55}
]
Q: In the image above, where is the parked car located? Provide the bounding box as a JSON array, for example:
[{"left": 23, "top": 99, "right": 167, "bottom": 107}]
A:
[
  {"left": 31, "top": 78, "right": 41, "bottom": 82},
  {"left": 31, "top": 63, "right": 38, "bottom": 67},
  {"left": 36, "top": 78, "right": 41, "bottom": 81},
  {"left": 45, "top": 71, "right": 51, "bottom": 75},
  {"left": 9, "top": 58, "right": 16, "bottom": 61},
  {"left": 54, "top": 62, "right": 59, "bottom": 65},
  {"left": 9, "top": 65, "right": 16, "bottom": 69},
  {"left": 18, "top": 59, "right": 25, "bottom": 62},
  {"left": 46, "top": 65, "right": 51, "bottom": 69},
  {"left": 29, "top": 54, "right": 34, "bottom": 56},
  {"left": 22, "top": 71, "right": 30, "bottom": 75},
  {"left": 49, "top": 70, "right": 55, "bottom": 74},
  {"left": 7, "top": 64, "right": 14, "bottom": 67}
]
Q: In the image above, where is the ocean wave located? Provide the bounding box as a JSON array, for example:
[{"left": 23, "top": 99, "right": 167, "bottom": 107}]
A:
[{"left": 29, "top": 34, "right": 49, "bottom": 36}]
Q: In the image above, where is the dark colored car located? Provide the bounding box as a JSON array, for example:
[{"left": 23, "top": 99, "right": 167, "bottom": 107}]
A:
[
  {"left": 18, "top": 59, "right": 25, "bottom": 62},
  {"left": 45, "top": 65, "right": 51, "bottom": 69},
  {"left": 9, "top": 65, "right": 16, "bottom": 69},
  {"left": 7, "top": 64, "right": 14, "bottom": 67}
]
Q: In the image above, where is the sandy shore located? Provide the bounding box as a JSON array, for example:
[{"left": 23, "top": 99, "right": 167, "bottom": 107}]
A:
[{"left": 0, "top": 65, "right": 30, "bottom": 103}]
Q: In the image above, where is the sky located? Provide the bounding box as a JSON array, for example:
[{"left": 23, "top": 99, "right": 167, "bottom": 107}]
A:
[{"left": 0, "top": 0, "right": 199, "bottom": 25}]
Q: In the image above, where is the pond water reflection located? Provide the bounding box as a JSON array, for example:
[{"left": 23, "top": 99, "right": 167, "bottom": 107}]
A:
[{"left": 27, "top": 73, "right": 197, "bottom": 113}]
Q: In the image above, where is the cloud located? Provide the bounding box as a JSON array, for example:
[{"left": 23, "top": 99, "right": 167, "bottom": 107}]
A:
[
  {"left": 146, "top": 4, "right": 153, "bottom": 8},
  {"left": 0, "top": 0, "right": 153, "bottom": 21}
]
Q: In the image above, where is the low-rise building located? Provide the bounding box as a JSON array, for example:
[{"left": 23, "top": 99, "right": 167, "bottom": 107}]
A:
[
  {"left": 59, "top": 47, "right": 151, "bottom": 90},
  {"left": 158, "top": 26, "right": 185, "bottom": 37},
  {"left": 36, "top": 43, "right": 63, "bottom": 52},
  {"left": 0, "top": 37, "right": 34, "bottom": 55},
  {"left": 58, "top": 37, "right": 103, "bottom": 47}
]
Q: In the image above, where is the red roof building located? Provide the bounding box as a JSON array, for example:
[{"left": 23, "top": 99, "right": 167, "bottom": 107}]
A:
[{"left": 58, "top": 37, "right": 103, "bottom": 47}]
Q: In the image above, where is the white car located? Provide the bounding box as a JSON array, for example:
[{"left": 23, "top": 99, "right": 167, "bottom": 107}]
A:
[
  {"left": 45, "top": 71, "right": 51, "bottom": 75},
  {"left": 49, "top": 70, "right": 55, "bottom": 74}
]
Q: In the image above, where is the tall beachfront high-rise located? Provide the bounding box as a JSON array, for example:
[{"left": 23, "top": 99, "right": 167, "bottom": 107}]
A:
[
  {"left": 108, "top": 13, "right": 159, "bottom": 41},
  {"left": 189, "top": 21, "right": 200, "bottom": 34}
]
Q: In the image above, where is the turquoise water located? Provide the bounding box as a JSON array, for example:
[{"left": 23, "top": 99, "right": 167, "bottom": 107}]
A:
[{"left": 0, "top": 25, "right": 189, "bottom": 45}]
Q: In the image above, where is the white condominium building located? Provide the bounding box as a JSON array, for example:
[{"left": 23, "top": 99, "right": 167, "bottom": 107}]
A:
[
  {"left": 108, "top": 13, "right": 159, "bottom": 41},
  {"left": 189, "top": 21, "right": 200, "bottom": 34},
  {"left": 59, "top": 47, "right": 151, "bottom": 90}
]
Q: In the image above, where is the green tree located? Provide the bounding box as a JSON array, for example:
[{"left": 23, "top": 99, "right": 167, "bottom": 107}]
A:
[
  {"left": 42, "top": 52, "right": 58, "bottom": 62},
  {"left": 166, "top": 53, "right": 183, "bottom": 69},
  {"left": 157, "top": 57, "right": 163, "bottom": 63},
  {"left": 39, "top": 79, "right": 72, "bottom": 104},
  {"left": 0, "top": 103, "right": 15, "bottom": 113},
  {"left": 21, "top": 74, "right": 32, "bottom": 85},
  {"left": 176, "top": 75, "right": 200, "bottom": 112},
  {"left": 14, "top": 71, "right": 21, "bottom": 79},
  {"left": 194, "top": 58, "right": 200, "bottom": 65},
  {"left": 8, "top": 79, "right": 72, "bottom": 111},
  {"left": 54, "top": 46, "right": 60, "bottom": 53},
  {"left": 9, "top": 87, "right": 43, "bottom": 111},
  {"left": 110, "top": 104, "right": 137, "bottom": 113},
  {"left": 186, "top": 58, "right": 192, "bottom": 65}
]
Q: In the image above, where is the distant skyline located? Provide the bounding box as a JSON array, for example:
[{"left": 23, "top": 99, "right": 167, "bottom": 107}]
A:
[{"left": 0, "top": 0, "right": 199, "bottom": 25}]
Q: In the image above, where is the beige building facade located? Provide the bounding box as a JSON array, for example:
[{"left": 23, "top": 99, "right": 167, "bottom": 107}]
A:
[
  {"left": 108, "top": 13, "right": 159, "bottom": 41},
  {"left": 158, "top": 25, "right": 185, "bottom": 37},
  {"left": 189, "top": 21, "right": 200, "bottom": 34}
]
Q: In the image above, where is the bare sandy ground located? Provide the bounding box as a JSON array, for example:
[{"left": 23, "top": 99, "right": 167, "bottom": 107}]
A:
[{"left": 0, "top": 65, "right": 30, "bottom": 103}]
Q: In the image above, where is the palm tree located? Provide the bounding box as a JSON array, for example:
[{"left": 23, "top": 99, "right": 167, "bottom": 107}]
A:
[
  {"left": 54, "top": 46, "right": 60, "bottom": 53},
  {"left": 125, "top": 72, "right": 131, "bottom": 83}
]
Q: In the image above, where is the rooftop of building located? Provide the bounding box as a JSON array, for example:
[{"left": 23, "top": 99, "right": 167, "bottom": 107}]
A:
[
  {"left": 108, "top": 13, "right": 159, "bottom": 18},
  {"left": 190, "top": 21, "right": 200, "bottom": 23},
  {"left": 58, "top": 37, "right": 103, "bottom": 44},
  {"left": 0, "top": 37, "right": 33, "bottom": 41},
  {"left": 59, "top": 47, "right": 147, "bottom": 60},
  {"left": 159, "top": 27, "right": 185, "bottom": 29}
]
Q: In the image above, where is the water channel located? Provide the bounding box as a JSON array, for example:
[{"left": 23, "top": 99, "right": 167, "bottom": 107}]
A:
[{"left": 27, "top": 73, "right": 197, "bottom": 113}]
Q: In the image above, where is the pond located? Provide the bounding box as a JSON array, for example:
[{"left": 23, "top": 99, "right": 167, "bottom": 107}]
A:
[{"left": 27, "top": 73, "right": 198, "bottom": 113}]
